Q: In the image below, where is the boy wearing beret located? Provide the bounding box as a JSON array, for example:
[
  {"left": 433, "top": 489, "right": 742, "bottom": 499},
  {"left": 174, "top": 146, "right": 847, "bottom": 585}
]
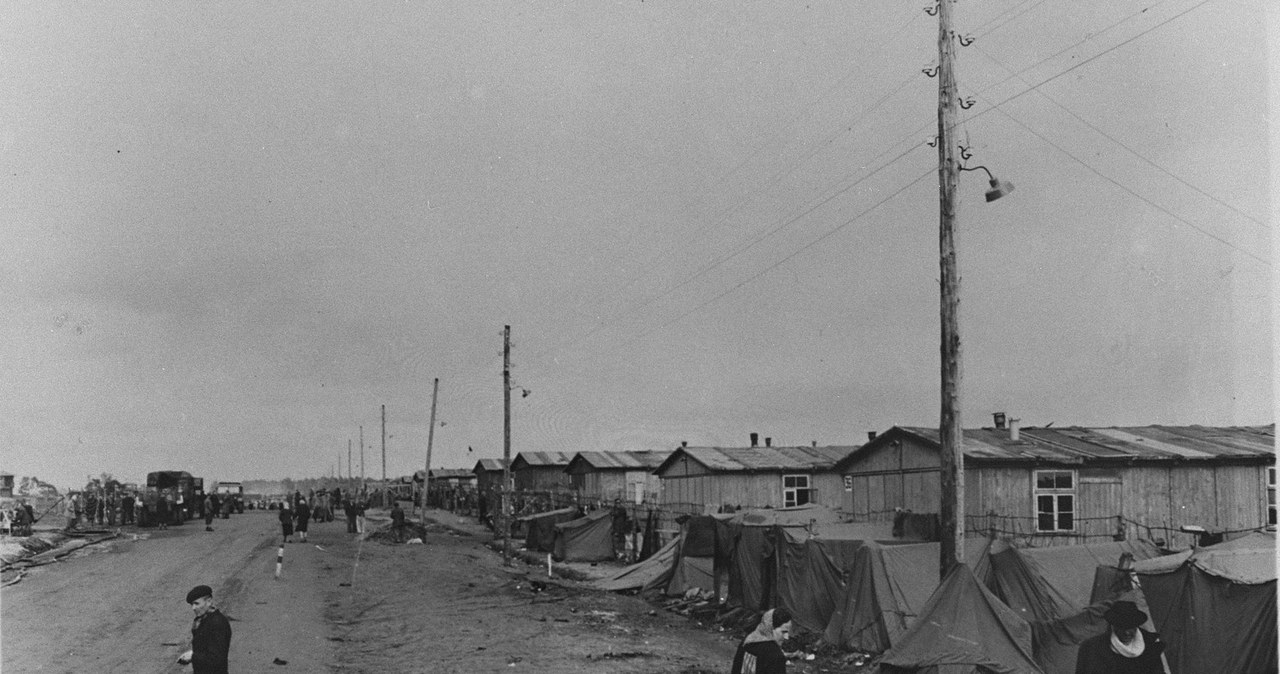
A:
[{"left": 179, "top": 584, "right": 232, "bottom": 674}]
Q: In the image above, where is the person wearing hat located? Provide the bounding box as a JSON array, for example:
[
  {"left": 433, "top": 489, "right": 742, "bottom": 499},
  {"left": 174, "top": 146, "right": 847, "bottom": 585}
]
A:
[
  {"left": 178, "top": 584, "right": 232, "bottom": 674},
  {"left": 731, "top": 607, "right": 793, "bottom": 674},
  {"left": 1075, "top": 599, "right": 1164, "bottom": 673}
]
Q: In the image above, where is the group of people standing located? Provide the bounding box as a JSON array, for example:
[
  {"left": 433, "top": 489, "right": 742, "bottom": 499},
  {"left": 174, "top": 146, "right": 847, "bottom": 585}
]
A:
[
  {"left": 62, "top": 489, "right": 143, "bottom": 530},
  {"left": 277, "top": 489, "right": 368, "bottom": 543}
]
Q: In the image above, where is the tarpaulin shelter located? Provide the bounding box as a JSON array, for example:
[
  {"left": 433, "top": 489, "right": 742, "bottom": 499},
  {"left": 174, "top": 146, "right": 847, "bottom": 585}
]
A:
[
  {"left": 822, "top": 538, "right": 991, "bottom": 654},
  {"left": 589, "top": 536, "right": 681, "bottom": 592},
  {"left": 1134, "top": 531, "right": 1277, "bottom": 674},
  {"left": 552, "top": 508, "right": 615, "bottom": 562},
  {"left": 720, "top": 504, "right": 850, "bottom": 610},
  {"left": 983, "top": 539, "right": 1161, "bottom": 674},
  {"left": 773, "top": 521, "right": 903, "bottom": 635},
  {"left": 878, "top": 562, "right": 1044, "bottom": 674},
  {"left": 519, "top": 506, "right": 579, "bottom": 552}
]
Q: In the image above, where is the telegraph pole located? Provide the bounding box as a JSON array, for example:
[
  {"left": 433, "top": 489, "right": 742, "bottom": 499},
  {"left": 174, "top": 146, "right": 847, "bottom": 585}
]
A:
[
  {"left": 359, "top": 425, "right": 365, "bottom": 496},
  {"left": 937, "top": 0, "right": 965, "bottom": 580},
  {"left": 502, "top": 325, "right": 512, "bottom": 566},
  {"left": 347, "top": 439, "right": 352, "bottom": 485},
  {"left": 422, "top": 377, "right": 439, "bottom": 520},
  {"left": 381, "top": 404, "right": 388, "bottom": 508}
]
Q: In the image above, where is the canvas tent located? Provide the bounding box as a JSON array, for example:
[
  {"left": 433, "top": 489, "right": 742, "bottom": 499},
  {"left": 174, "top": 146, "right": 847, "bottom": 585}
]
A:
[
  {"left": 878, "top": 562, "right": 1044, "bottom": 674},
  {"left": 588, "top": 536, "right": 681, "bottom": 592},
  {"left": 1134, "top": 531, "right": 1277, "bottom": 674},
  {"left": 553, "top": 508, "right": 615, "bottom": 562},
  {"left": 821, "top": 538, "right": 991, "bottom": 654},
  {"left": 519, "top": 506, "right": 579, "bottom": 552}
]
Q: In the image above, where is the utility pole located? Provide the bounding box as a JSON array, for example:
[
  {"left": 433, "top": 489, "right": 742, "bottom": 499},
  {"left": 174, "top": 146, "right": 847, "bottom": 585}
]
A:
[
  {"left": 422, "top": 377, "right": 439, "bottom": 520},
  {"left": 347, "top": 439, "right": 352, "bottom": 485},
  {"left": 359, "top": 425, "right": 365, "bottom": 496},
  {"left": 381, "top": 404, "right": 388, "bottom": 508},
  {"left": 937, "top": 0, "right": 965, "bottom": 580},
  {"left": 502, "top": 325, "right": 512, "bottom": 566}
]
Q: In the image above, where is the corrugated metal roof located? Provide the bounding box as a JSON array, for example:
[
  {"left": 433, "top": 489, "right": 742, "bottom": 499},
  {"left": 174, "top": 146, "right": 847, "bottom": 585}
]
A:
[
  {"left": 473, "top": 459, "right": 507, "bottom": 472},
  {"left": 668, "top": 445, "right": 858, "bottom": 473},
  {"left": 569, "top": 451, "right": 669, "bottom": 471},
  {"left": 512, "top": 451, "right": 576, "bottom": 468},
  {"left": 892, "top": 424, "right": 1275, "bottom": 463}
]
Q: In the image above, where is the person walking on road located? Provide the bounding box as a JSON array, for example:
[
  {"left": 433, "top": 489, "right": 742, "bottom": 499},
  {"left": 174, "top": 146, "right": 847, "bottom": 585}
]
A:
[
  {"left": 731, "top": 608, "right": 793, "bottom": 674},
  {"left": 295, "top": 498, "right": 311, "bottom": 543},
  {"left": 344, "top": 498, "right": 358, "bottom": 533},
  {"left": 355, "top": 496, "right": 367, "bottom": 535},
  {"left": 203, "top": 494, "right": 215, "bottom": 531},
  {"left": 390, "top": 500, "right": 406, "bottom": 543},
  {"left": 278, "top": 501, "right": 294, "bottom": 543},
  {"left": 178, "top": 584, "right": 232, "bottom": 674}
]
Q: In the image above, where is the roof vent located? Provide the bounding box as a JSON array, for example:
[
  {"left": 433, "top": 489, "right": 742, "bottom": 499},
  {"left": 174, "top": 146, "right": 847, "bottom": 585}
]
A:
[
  {"left": 1010, "top": 418, "right": 1021, "bottom": 442},
  {"left": 750, "top": 432, "right": 759, "bottom": 447},
  {"left": 812, "top": 440, "right": 818, "bottom": 447},
  {"left": 993, "top": 412, "right": 1007, "bottom": 429},
  {"left": 681, "top": 440, "right": 688, "bottom": 448},
  {"left": 868, "top": 431, "right": 877, "bottom": 441},
  {"left": 765, "top": 437, "right": 772, "bottom": 447}
]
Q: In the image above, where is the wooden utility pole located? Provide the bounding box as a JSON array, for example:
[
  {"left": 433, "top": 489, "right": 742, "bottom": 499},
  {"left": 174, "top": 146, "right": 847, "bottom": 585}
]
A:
[
  {"left": 422, "top": 377, "right": 439, "bottom": 520},
  {"left": 502, "top": 325, "right": 512, "bottom": 566},
  {"left": 359, "top": 425, "right": 365, "bottom": 496},
  {"left": 381, "top": 404, "right": 388, "bottom": 507},
  {"left": 937, "top": 0, "right": 965, "bottom": 580},
  {"left": 347, "top": 439, "right": 352, "bottom": 484}
]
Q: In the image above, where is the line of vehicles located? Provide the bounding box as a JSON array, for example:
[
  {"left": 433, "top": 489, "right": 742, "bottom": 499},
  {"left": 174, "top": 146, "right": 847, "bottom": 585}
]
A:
[{"left": 141, "top": 470, "right": 243, "bottom": 525}]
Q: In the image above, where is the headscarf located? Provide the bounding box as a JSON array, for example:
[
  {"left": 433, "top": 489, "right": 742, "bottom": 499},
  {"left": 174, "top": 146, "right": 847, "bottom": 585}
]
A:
[{"left": 744, "top": 608, "right": 793, "bottom": 645}]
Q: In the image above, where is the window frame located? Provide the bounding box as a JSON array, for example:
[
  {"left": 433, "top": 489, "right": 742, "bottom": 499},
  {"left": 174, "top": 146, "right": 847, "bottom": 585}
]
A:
[
  {"left": 1267, "top": 467, "right": 1276, "bottom": 528},
  {"left": 782, "top": 474, "right": 812, "bottom": 508},
  {"left": 1033, "top": 469, "right": 1077, "bottom": 533}
]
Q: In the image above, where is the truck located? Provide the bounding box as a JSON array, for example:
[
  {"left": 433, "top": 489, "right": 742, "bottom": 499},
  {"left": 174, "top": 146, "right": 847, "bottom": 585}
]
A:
[
  {"left": 145, "top": 470, "right": 201, "bottom": 525},
  {"left": 213, "top": 482, "right": 245, "bottom": 514}
]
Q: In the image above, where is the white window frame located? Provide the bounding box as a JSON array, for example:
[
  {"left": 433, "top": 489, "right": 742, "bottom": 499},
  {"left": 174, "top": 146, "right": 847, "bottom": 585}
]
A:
[
  {"left": 783, "top": 474, "right": 811, "bottom": 507},
  {"left": 1267, "top": 467, "right": 1276, "bottom": 528},
  {"left": 1034, "top": 469, "right": 1076, "bottom": 532}
]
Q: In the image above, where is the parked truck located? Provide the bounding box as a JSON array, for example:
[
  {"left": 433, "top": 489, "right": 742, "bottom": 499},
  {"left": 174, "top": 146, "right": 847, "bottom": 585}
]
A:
[{"left": 214, "top": 481, "right": 245, "bottom": 514}]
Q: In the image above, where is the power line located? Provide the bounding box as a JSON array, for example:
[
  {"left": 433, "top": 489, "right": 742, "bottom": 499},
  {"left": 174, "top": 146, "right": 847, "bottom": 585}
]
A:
[{"left": 986, "top": 102, "right": 1269, "bottom": 266}]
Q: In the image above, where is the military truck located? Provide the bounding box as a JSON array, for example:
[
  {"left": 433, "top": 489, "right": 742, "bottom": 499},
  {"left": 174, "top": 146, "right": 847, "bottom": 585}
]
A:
[{"left": 214, "top": 481, "right": 245, "bottom": 514}]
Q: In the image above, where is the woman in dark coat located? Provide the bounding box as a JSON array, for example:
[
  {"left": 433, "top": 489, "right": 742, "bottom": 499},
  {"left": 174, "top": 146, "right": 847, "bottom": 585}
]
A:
[
  {"left": 278, "top": 501, "right": 294, "bottom": 543},
  {"left": 731, "top": 608, "right": 792, "bottom": 674},
  {"left": 294, "top": 498, "right": 311, "bottom": 543}
]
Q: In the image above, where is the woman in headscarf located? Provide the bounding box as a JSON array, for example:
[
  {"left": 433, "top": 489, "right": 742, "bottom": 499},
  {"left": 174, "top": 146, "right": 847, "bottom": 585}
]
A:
[{"left": 731, "top": 607, "right": 792, "bottom": 674}]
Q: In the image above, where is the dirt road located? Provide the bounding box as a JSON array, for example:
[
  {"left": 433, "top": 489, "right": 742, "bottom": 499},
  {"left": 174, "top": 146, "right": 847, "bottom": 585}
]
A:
[{"left": 3, "top": 508, "right": 736, "bottom": 673}]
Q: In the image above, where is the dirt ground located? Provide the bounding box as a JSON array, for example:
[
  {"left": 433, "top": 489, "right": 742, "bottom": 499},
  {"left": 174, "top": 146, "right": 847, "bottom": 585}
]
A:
[{"left": 2, "top": 506, "right": 742, "bottom": 673}]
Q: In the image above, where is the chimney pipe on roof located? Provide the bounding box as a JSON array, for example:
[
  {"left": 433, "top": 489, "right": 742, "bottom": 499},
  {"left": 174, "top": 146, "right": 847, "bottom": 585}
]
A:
[
  {"left": 681, "top": 440, "right": 688, "bottom": 448},
  {"left": 868, "top": 431, "right": 877, "bottom": 441},
  {"left": 1010, "top": 418, "right": 1020, "bottom": 442},
  {"left": 812, "top": 440, "right": 817, "bottom": 447},
  {"left": 993, "top": 412, "right": 1007, "bottom": 429},
  {"left": 750, "top": 432, "right": 759, "bottom": 447},
  {"left": 765, "top": 437, "right": 772, "bottom": 447}
]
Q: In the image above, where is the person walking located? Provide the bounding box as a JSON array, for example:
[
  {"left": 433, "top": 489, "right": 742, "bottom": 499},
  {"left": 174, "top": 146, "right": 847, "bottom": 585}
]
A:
[
  {"left": 203, "top": 494, "right": 215, "bottom": 532},
  {"left": 178, "top": 585, "right": 232, "bottom": 674},
  {"left": 731, "top": 608, "right": 793, "bottom": 674},
  {"left": 390, "top": 500, "right": 406, "bottom": 543},
  {"left": 344, "top": 498, "right": 358, "bottom": 534},
  {"left": 278, "top": 501, "right": 294, "bottom": 543},
  {"left": 355, "top": 496, "right": 367, "bottom": 535},
  {"left": 155, "top": 491, "right": 170, "bottom": 530},
  {"left": 294, "top": 498, "right": 311, "bottom": 543},
  {"left": 1075, "top": 600, "right": 1165, "bottom": 674}
]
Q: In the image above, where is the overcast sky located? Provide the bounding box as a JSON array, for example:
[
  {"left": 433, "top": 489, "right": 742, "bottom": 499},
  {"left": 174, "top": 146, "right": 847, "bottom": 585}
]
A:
[{"left": 2, "top": 1, "right": 1272, "bottom": 491}]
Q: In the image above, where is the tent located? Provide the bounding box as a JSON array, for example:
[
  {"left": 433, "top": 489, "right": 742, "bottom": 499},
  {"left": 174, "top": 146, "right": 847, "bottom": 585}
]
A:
[
  {"left": 519, "top": 507, "right": 579, "bottom": 552},
  {"left": 589, "top": 536, "right": 681, "bottom": 592},
  {"left": 821, "top": 538, "right": 990, "bottom": 654},
  {"left": 982, "top": 539, "right": 1161, "bottom": 674},
  {"left": 552, "top": 509, "right": 615, "bottom": 562},
  {"left": 878, "top": 562, "right": 1044, "bottom": 674},
  {"left": 1134, "top": 531, "right": 1277, "bottom": 674},
  {"left": 774, "top": 521, "right": 903, "bottom": 634}
]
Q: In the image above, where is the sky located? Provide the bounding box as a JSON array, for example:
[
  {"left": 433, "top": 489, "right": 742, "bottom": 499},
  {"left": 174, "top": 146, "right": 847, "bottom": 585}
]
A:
[{"left": 1, "top": 1, "right": 1272, "bottom": 491}]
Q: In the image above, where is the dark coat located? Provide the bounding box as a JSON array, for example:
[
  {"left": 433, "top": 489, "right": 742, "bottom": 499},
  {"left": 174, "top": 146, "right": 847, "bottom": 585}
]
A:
[
  {"left": 1075, "top": 628, "right": 1164, "bottom": 674},
  {"left": 731, "top": 639, "right": 787, "bottom": 674},
  {"left": 191, "top": 608, "right": 232, "bottom": 674}
]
